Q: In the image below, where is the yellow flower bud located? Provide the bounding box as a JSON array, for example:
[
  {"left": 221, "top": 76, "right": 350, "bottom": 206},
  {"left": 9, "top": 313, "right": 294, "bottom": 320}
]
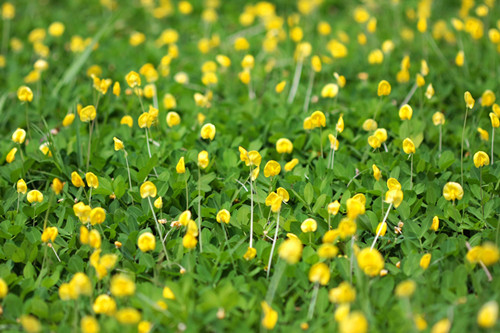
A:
[
  {"left": 261, "top": 301, "right": 278, "bottom": 330},
  {"left": 399, "top": 104, "right": 413, "bottom": 120},
  {"left": 63, "top": 113, "right": 75, "bottom": 127},
  {"left": 89, "top": 229, "right": 101, "bottom": 249},
  {"left": 309, "top": 262, "right": 330, "bottom": 285},
  {"left": 125, "top": 71, "right": 141, "bottom": 88},
  {"left": 166, "top": 111, "right": 181, "bottom": 127},
  {"left": 301, "top": 218, "right": 317, "bottom": 233},
  {"left": 490, "top": 113, "right": 500, "bottom": 128},
  {"left": 264, "top": 160, "right": 281, "bottom": 177},
  {"left": 276, "top": 138, "right": 293, "bottom": 154},
  {"left": 41, "top": 226, "right": 58, "bottom": 242},
  {"left": 17, "top": 85, "right": 33, "bottom": 102},
  {"left": 200, "top": 123, "right": 216, "bottom": 140},
  {"left": 113, "top": 137, "right": 124, "bottom": 151},
  {"left": 243, "top": 247, "right": 257, "bottom": 260},
  {"left": 275, "top": 80, "right": 286, "bottom": 93},
  {"left": 71, "top": 171, "right": 85, "bottom": 188},
  {"left": 279, "top": 238, "right": 302, "bottom": 264},
  {"left": 357, "top": 248, "right": 384, "bottom": 276},
  {"left": 284, "top": 158, "right": 299, "bottom": 172},
  {"left": 481, "top": 89, "right": 496, "bottom": 107},
  {"left": 176, "top": 156, "right": 185, "bottom": 174},
  {"left": 372, "top": 164, "right": 381, "bottom": 181},
  {"left": 12, "top": 128, "right": 26, "bottom": 144},
  {"left": 477, "top": 301, "right": 498, "bottom": 328},
  {"left": 395, "top": 280, "right": 416, "bottom": 298},
  {"left": 430, "top": 216, "right": 439, "bottom": 231},
  {"left": 377, "top": 80, "right": 391, "bottom": 96},
  {"left": 90, "top": 207, "right": 106, "bottom": 225},
  {"left": 17, "top": 179, "right": 27, "bottom": 194},
  {"left": 464, "top": 91, "right": 475, "bottom": 109},
  {"left": 182, "top": 232, "right": 198, "bottom": 249},
  {"left": 419, "top": 253, "right": 431, "bottom": 270},
  {"left": 85, "top": 172, "right": 99, "bottom": 188},
  {"left": 81, "top": 316, "right": 99, "bottom": 333},
  {"left": 110, "top": 274, "right": 136, "bottom": 297},
  {"left": 321, "top": 83, "right": 339, "bottom": 98},
  {"left": 120, "top": 115, "right": 133, "bottom": 127},
  {"left": 432, "top": 112, "right": 445, "bottom": 126}
]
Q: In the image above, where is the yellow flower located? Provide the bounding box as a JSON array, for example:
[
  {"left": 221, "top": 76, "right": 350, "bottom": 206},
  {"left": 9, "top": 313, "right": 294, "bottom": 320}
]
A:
[
  {"left": 6, "top": 147, "right": 17, "bottom": 163},
  {"left": 310, "top": 110, "right": 326, "bottom": 127},
  {"left": 374, "top": 128, "right": 388, "bottom": 143},
  {"left": 336, "top": 114, "right": 344, "bottom": 133},
  {"left": 265, "top": 192, "right": 283, "bottom": 213},
  {"left": 430, "top": 216, "right": 439, "bottom": 231},
  {"left": 86, "top": 172, "right": 99, "bottom": 188},
  {"left": 89, "top": 229, "right": 101, "bottom": 249},
  {"left": 112, "top": 81, "right": 120, "bottom": 96},
  {"left": 2, "top": 2, "right": 15, "bottom": 20},
  {"left": 140, "top": 181, "right": 157, "bottom": 198},
  {"left": 154, "top": 197, "right": 163, "bottom": 209},
  {"left": 216, "top": 54, "right": 231, "bottom": 67},
  {"left": 477, "top": 301, "right": 498, "bottom": 328},
  {"left": 368, "top": 136, "right": 381, "bottom": 149},
  {"left": 303, "top": 116, "right": 313, "bottom": 130},
  {"left": 477, "top": 127, "right": 489, "bottom": 141},
  {"left": 113, "top": 137, "right": 124, "bottom": 151},
  {"left": 309, "top": 262, "right": 330, "bottom": 285},
  {"left": 432, "top": 112, "right": 445, "bottom": 126},
  {"left": 420, "top": 253, "right": 432, "bottom": 270},
  {"left": 138, "top": 321, "right": 152, "bottom": 333},
  {"left": 162, "top": 286, "right": 175, "bottom": 299},
  {"left": 387, "top": 178, "right": 401, "bottom": 190},
  {"left": 216, "top": 209, "right": 231, "bottom": 224},
  {"left": 334, "top": 303, "right": 350, "bottom": 322},
  {"left": 261, "top": 301, "right": 278, "bottom": 330},
  {"left": 464, "top": 91, "right": 475, "bottom": 109},
  {"left": 125, "top": 71, "right": 141, "bottom": 88},
  {"left": 375, "top": 222, "right": 387, "bottom": 236},
  {"left": 90, "top": 207, "right": 106, "bottom": 225},
  {"left": 425, "top": 84, "right": 434, "bottom": 99},
  {"left": 395, "top": 280, "right": 416, "bottom": 298},
  {"left": 276, "top": 138, "right": 293, "bottom": 154},
  {"left": 115, "top": 308, "right": 141, "bottom": 324},
  {"left": 71, "top": 171, "right": 85, "bottom": 188},
  {"left": 399, "top": 104, "right": 413, "bottom": 120},
  {"left": 284, "top": 158, "right": 299, "bottom": 172},
  {"left": 264, "top": 160, "right": 281, "bottom": 177},
  {"left": 239, "top": 147, "right": 262, "bottom": 167},
  {"left": 318, "top": 243, "right": 338, "bottom": 258},
  {"left": 473, "top": 151, "right": 490, "bottom": 168},
  {"left": 137, "top": 113, "right": 152, "bottom": 129},
  {"left": 243, "top": 247, "right": 257, "bottom": 260},
  {"left": 431, "top": 318, "right": 450, "bottom": 333},
  {"left": 80, "top": 105, "right": 96, "bottom": 122},
  {"left": 328, "top": 134, "right": 339, "bottom": 150},
  {"left": 200, "top": 123, "right": 216, "bottom": 140},
  {"left": 70, "top": 275, "right": 92, "bottom": 296},
  {"left": 166, "top": 111, "right": 181, "bottom": 127},
  {"left": 59, "top": 283, "right": 77, "bottom": 300},
  {"left": 41, "top": 226, "right": 58, "bottom": 242},
  {"left": 301, "top": 218, "right": 317, "bottom": 233},
  {"left": 357, "top": 248, "right": 384, "bottom": 277},
  {"left": 339, "top": 311, "right": 368, "bottom": 333},
  {"left": 385, "top": 189, "right": 403, "bottom": 208},
  {"left": 279, "top": 238, "right": 303, "bottom": 264},
  {"left": 81, "top": 316, "right": 99, "bottom": 333},
  {"left": 80, "top": 226, "right": 89, "bottom": 245},
  {"left": 323, "top": 229, "right": 341, "bottom": 243},
  {"left": 490, "top": 113, "right": 500, "bottom": 128},
  {"left": 442, "top": 182, "right": 463, "bottom": 201},
  {"left": 17, "top": 85, "right": 34, "bottom": 102},
  {"left": 275, "top": 80, "right": 287, "bottom": 93},
  {"left": 455, "top": 50, "right": 464, "bottom": 66},
  {"left": 138, "top": 232, "right": 156, "bottom": 252},
  {"left": 328, "top": 200, "right": 340, "bottom": 215},
  {"left": 198, "top": 150, "right": 209, "bottom": 169},
  {"left": 414, "top": 314, "right": 428, "bottom": 331},
  {"left": 12, "top": 128, "right": 26, "bottom": 144},
  {"left": 20, "top": 315, "right": 41, "bottom": 333},
  {"left": 377, "top": 80, "right": 391, "bottom": 96},
  {"left": 17, "top": 179, "right": 27, "bottom": 194},
  {"left": 321, "top": 83, "right": 339, "bottom": 98},
  {"left": 338, "top": 218, "right": 357, "bottom": 239},
  {"left": 372, "top": 164, "right": 381, "bottom": 181},
  {"left": 329, "top": 281, "right": 356, "bottom": 304},
  {"left": 403, "top": 138, "right": 416, "bottom": 154},
  {"left": 182, "top": 232, "right": 198, "bottom": 249},
  {"left": 27, "top": 190, "right": 43, "bottom": 203},
  {"left": 176, "top": 156, "right": 185, "bottom": 174},
  {"left": 416, "top": 74, "right": 425, "bottom": 87},
  {"left": 74, "top": 202, "right": 91, "bottom": 223},
  {"left": 346, "top": 196, "right": 365, "bottom": 219},
  {"left": 63, "top": 113, "right": 75, "bottom": 127},
  {"left": 93, "top": 294, "right": 117, "bottom": 315},
  {"left": 481, "top": 90, "right": 496, "bottom": 107},
  {"left": 111, "top": 274, "right": 136, "bottom": 297},
  {"left": 120, "top": 115, "right": 133, "bottom": 127}
]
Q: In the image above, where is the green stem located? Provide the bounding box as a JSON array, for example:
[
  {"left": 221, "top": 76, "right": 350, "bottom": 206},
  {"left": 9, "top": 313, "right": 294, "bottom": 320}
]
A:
[
  {"left": 266, "top": 210, "right": 280, "bottom": 279},
  {"left": 198, "top": 167, "right": 203, "bottom": 253},
  {"left": 371, "top": 203, "right": 393, "bottom": 250},
  {"left": 147, "top": 197, "right": 169, "bottom": 262},
  {"left": 307, "top": 283, "right": 320, "bottom": 320},
  {"left": 86, "top": 120, "right": 94, "bottom": 172},
  {"left": 461, "top": 107, "right": 469, "bottom": 187}
]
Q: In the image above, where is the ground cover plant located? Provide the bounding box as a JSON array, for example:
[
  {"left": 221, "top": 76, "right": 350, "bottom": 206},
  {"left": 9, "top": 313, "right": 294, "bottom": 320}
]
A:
[{"left": 0, "top": 0, "right": 499, "bottom": 332}]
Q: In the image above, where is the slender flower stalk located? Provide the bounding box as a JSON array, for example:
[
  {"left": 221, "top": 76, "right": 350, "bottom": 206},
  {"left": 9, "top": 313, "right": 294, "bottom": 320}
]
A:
[
  {"left": 303, "top": 70, "right": 315, "bottom": 113},
  {"left": 267, "top": 210, "right": 280, "bottom": 279},
  {"left": 371, "top": 203, "right": 393, "bottom": 250},
  {"left": 287, "top": 58, "right": 303, "bottom": 105},
  {"left": 249, "top": 167, "right": 254, "bottom": 248},
  {"left": 147, "top": 197, "right": 169, "bottom": 261},
  {"left": 48, "top": 242, "right": 61, "bottom": 262},
  {"left": 460, "top": 107, "right": 468, "bottom": 186},
  {"left": 307, "top": 282, "right": 320, "bottom": 320},
  {"left": 198, "top": 167, "right": 203, "bottom": 253}
]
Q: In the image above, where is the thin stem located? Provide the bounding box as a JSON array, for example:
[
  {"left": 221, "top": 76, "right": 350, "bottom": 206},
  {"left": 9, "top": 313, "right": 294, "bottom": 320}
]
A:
[
  {"left": 249, "top": 168, "right": 254, "bottom": 248},
  {"left": 371, "top": 203, "right": 393, "bottom": 250},
  {"left": 287, "top": 59, "right": 303, "bottom": 104},
  {"left": 147, "top": 197, "right": 169, "bottom": 262},
  {"left": 319, "top": 128, "right": 323, "bottom": 158},
  {"left": 480, "top": 168, "right": 484, "bottom": 220},
  {"left": 86, "top": 120, "right": 94, "bottom": 172},
  {"left": 410, "top": 154, "right": 413, "bottom": 190},
  {"left": 145, "top": 128, "right": 158, "bottom": 177},
  {"left": 307, "top": 283, "right": 320, "bottom": 320},
  {"left": 124, "top": 153, "right": 132, "bottom": 191},
  {"left": 89, "top": 188, "right": 93, "bottom": 205},
  {"left": 328, "top": 214, "right": 331, "bottom": 230},
  {"left": 303, "top": 71, "right": 315, "bottom": 113},
  {"left": 152, "top": 84, "right": 159, "bottom": 110},
  {"left": 49, "top": 243, "right": 61, "bottom": 262},
  {"left": 185, "top": 174, "right": 189, "bottom": 210},
  {"left": 491, "top": 127, "right": 495, "bottom": 164},
  {"left": 17, "top": 192, "right": 20, "bottom": 213},
  {"left": 438, "top": 124, "right": 442, "bottom": 158},
  {"left": 461, "top": 107, "right": 469, "bottom": 187},
  {"left": 198, "top": 167, "right": 203, "bottom": 253},
  {"left": 265, "top": 260, "right": 286, "bottom": 304},
  {"left": 221, "top": 223, "right": 236, "bottom": 270},
  {"left": 266, "top": 210, "right": 280, "bottom": 279}
]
